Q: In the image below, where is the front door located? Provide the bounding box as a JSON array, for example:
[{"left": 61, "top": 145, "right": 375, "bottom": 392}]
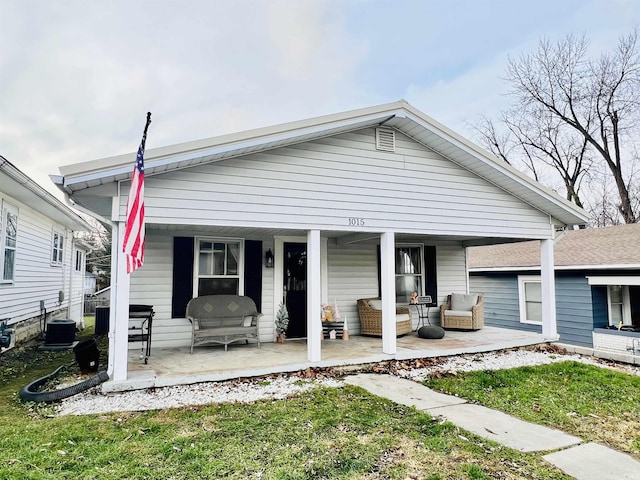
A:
[{"left": 284, "top": 242, "right": 307, "bottom": 338}]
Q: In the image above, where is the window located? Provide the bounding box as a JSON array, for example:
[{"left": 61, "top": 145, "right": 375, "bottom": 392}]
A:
[
  {"left": 75, "top": 250, "right": 83, "bottom": 272},
  {"left": 395, "top": 245, "right": 424, "bottom": 303},
  {"left": 195, "top": 239, "right": 243, "bottom": 296},
  {"left": 1, "top": 201, "right": 18, "bottom": 282},
  {"left": 518, "top": 275, "right": 542, "bottom": 324},
  {"left": 51, "top": 230, "right": 64, "bottom": 265},
  {"left": 607, "top": 285, "right": 636, "bottom": 326}
]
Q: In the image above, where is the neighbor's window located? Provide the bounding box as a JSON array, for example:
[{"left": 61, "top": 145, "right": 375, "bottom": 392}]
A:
[
  {"left": 1, "top": 201, "right": 18, "bottom": 282},
  {"left": 51, "top": 230, "right": 64, "bottom": 265},
  {"left": 607, "top": 285, "right": 634, "bottom": 325},
  {"left": 518, "top": 275, "right": 542, "bottom": 324},
  {"left": 395, "top": 245, "right": 424, "bottom": 303},
  {"left": 195, "top": 239, "right": 243, "bottom": 296}
]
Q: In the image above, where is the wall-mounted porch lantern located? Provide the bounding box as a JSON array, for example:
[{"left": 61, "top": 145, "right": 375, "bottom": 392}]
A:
[{"left": 265, "top": 248, "right": 274, "bottom": 268}]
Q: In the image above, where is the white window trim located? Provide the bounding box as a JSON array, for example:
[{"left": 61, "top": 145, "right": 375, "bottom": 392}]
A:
[
  {"left": 395, "top": 243, "right": 425, "bottom": 297},
  {"left": 1, "top": 201, "right": 19, "bottom": 284},
  {"left": 51, "top": 229, "right": 65, "bottom": 266},
  {"left": 518, "top": 275, "right": 542, "bottom": 325},
  {"left": 193, "top": 237, "right": 244, "bottom": 298},
  {"left": 607, "top": 285, "right": 632, "bottom": 326}
]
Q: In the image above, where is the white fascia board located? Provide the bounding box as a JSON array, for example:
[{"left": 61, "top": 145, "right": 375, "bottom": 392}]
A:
[
  {"left": 62, "top": 109, "right": 403, "bottom": 190},
  {"left": 587, "top": 276, "right": 640, "bottom": 286},
  {"left": 470, "top": 264, "right": 640, "bottom": 273}
]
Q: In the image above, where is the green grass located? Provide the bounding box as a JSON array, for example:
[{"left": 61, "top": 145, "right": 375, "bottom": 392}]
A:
[
  {"left": 425, "top": 360, "right": 640, "bottom": 457},
  {"left": 0, "top": 325, "right": 580, "bottom": 478}
]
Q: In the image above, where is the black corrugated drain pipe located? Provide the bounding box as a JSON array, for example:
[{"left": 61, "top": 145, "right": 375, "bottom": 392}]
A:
[{"left": 19, "top": 364, "right": 109, "bottom": 403}]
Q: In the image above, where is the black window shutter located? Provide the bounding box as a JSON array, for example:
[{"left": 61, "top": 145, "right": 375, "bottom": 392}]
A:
[
  {"left": 244, "top": 240, "right": 263, "bottom": 311},
  {"left": 172, "top": 237, "right": 194, "bottom": 318},
  {"left": 424, "top": 245, "right": 437, "bottom": 306}
]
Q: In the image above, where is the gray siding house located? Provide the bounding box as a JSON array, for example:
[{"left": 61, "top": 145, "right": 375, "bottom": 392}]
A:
[
  {"left": 468, "top": 224, "right": 640, "bottom": 361},
  {"left": 52, "top": 101, "right": 589, "bottom": 388},
  {"left": 1, "top": 157, "right": 92, "bottom": 350}
]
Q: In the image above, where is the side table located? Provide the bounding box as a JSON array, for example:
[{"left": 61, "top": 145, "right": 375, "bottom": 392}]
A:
[{"left": 322, "top": 321, "right": 344, "bottom": 339}]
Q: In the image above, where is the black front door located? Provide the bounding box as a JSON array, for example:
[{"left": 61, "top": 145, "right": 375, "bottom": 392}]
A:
[{"left": 284, "top": 242, "right": 307, "bottom": 338}]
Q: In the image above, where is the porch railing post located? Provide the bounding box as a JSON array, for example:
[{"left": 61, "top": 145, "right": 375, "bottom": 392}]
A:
[
  {"left": 540, "top": 237, "right": 558, "bottom": 341},
  {"left": 307, "top": 229, "right": 322, "bottom": 362},
  {"left": 380, "top": 231, "right": 396, "bottom": 354}
]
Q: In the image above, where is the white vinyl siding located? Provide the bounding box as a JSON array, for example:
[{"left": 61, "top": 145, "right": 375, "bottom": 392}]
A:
[
  {"left": 0, "top": 194, "right": 80, "bottom": 325},
  {"left": 518, "top": 275, "right": 542, "bottom": 325},
  {"left": 136, "top": 231, "right": 467, "bottom": 345},
  {"left": 120, "top": 128, "right": 552, "bottom": 239}
]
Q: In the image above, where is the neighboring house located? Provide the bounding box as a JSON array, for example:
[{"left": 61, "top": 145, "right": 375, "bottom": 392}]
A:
[
  {"left": 52, "top": 100, "right": 588, "bottom": 385},
  {"left": 84, "top": 272, "right": 97, "bottom": 295},
  {"left": 468, "top": 224, "right": 640, "bottom": 361},
  {"left": 0, "top": 157, "right": 92, "bottom": 349}
]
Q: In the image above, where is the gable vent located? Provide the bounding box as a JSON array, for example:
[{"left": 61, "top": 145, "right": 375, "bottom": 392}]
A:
[{"left": 375, "top": 128, "right": 395, "bottom": 152}]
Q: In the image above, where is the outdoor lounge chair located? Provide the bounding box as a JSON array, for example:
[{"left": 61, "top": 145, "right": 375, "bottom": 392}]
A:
[
  {"left": 357, "top": 298, "right": 413, "bottom": 337},
  {"left": 440, "top": 293, "right": 484, "bottom": 330}
]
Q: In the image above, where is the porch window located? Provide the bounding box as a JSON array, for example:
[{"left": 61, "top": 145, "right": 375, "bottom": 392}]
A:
[
  {"left": 1, "top": 201, "right": 18, "bottom": 282},
  {"left": 395, "top": 245, "right": 424, "bottom": 303},
  {"left": 195, "top": 239, "right": 243, "bottom": 296},
  {"left": 518, "top": 275, "right": 542, "bottom": 325},
  {"left": 51, "top": 230, "right": 64, "bottom": 265}
]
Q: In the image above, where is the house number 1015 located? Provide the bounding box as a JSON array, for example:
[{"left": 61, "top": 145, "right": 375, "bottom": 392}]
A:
[{"left": 348, "top": 218, "right": 365, "bottom": 226}]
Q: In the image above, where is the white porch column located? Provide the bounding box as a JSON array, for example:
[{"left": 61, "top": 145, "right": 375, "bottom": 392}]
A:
[
  {"left": 307, "top": 229, "right": 322, "bottom": 362},
  {"left": 540, "top": 238, "right": 558, "bottom": 341},
  {"left": 108, "top": 221, "right": 131, "bottom": 381},
  {"left": 380, "top": 231, "right": 396, "bottom": 354}
]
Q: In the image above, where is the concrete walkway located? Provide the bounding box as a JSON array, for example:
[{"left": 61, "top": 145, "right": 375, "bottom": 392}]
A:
[{"left": 345, "top": 373, "right": 640, "bottom": 480}]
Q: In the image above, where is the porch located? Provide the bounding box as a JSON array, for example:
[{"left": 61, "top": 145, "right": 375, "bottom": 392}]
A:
[{"left": 107, "top": 326, "right": 546, "bottom": 392}]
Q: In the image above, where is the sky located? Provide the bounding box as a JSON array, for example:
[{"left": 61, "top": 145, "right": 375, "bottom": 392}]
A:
[{"left": 1, "top": 0, "right": 639, "bottom": 199}]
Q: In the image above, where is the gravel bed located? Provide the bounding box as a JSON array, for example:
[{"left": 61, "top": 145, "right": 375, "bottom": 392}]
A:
[{"left": 56, "top": 348, "right": 639, "bottom": 416}]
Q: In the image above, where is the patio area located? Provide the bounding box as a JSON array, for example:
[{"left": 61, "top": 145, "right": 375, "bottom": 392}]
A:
[{"left": 108, "top": 326, "right": 546, "bottom": 392}]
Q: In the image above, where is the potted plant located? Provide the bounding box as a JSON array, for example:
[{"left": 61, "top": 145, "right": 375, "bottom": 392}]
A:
[{"left": 275, "top": 302, "right": 289, "bottom": 343}]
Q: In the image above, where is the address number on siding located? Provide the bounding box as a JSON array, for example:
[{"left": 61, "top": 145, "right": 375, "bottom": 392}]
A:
[{"left": 348, "top": 218, "right": 365, "bottom": 226}]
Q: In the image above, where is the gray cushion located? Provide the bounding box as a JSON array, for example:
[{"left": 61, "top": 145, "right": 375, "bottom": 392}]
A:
[
  {"left": 450, "top": 293, "right": 478, "bottom": 311},
  {"left": 368, "top": 299, "right": 383, "bottom": 310},
  {"left": 444, "top": 310, "right": 473, "bottom": 318},
  {"left": 418, "top": 326, "right": 445, "bottom": 339}
]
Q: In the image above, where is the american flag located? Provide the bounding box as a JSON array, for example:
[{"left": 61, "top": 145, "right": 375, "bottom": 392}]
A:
[{"left": 123, "top": 112, "right": 152, "bottom": 274}]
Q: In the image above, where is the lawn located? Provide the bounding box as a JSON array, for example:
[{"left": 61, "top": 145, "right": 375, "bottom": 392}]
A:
[
  {"left": 0, "top": 322, "right": 626, "bottom": 479},
  {"left": 425, "top": 360, "right": 640, "bottom": 458}
]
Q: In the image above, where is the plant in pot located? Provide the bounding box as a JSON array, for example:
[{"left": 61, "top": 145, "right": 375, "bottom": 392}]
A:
[{"left": 275, "top": 302, "right": 289, "bottom": 343}]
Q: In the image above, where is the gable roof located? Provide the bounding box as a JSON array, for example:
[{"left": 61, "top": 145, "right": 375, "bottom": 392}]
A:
[
  {"left": 468, "top": 223, "right": 640, "bottom": 271},
  {"left": 0, "top": 157, "right": 91, "bottom": 231},
  {"left": 54, "top": 100, "right": 589, "bottom": 226}
]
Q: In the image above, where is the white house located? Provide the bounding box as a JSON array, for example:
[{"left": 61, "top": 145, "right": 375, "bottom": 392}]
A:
[
  {"left": 53, "top": 100, "right": 589, "bottom": 386},
  {"left": 0, "top": 157, "right": 92, "bottom": 348}
]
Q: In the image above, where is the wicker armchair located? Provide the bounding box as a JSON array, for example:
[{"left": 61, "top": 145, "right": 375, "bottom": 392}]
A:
[
  {"left": 357, "top": 298, "right": 413, "bottom": 337},
  {"left": 440, "top": 293, "right": 484, "bottom": 330}
]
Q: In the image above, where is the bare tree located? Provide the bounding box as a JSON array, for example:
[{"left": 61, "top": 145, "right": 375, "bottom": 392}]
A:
[{"left": 503, "top": 29, "right": 640, "bottom": 223}]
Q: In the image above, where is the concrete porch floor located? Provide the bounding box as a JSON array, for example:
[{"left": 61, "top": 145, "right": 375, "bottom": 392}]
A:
[{"left": 106, "top": 327, "right": 546, "bottom": 392}]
